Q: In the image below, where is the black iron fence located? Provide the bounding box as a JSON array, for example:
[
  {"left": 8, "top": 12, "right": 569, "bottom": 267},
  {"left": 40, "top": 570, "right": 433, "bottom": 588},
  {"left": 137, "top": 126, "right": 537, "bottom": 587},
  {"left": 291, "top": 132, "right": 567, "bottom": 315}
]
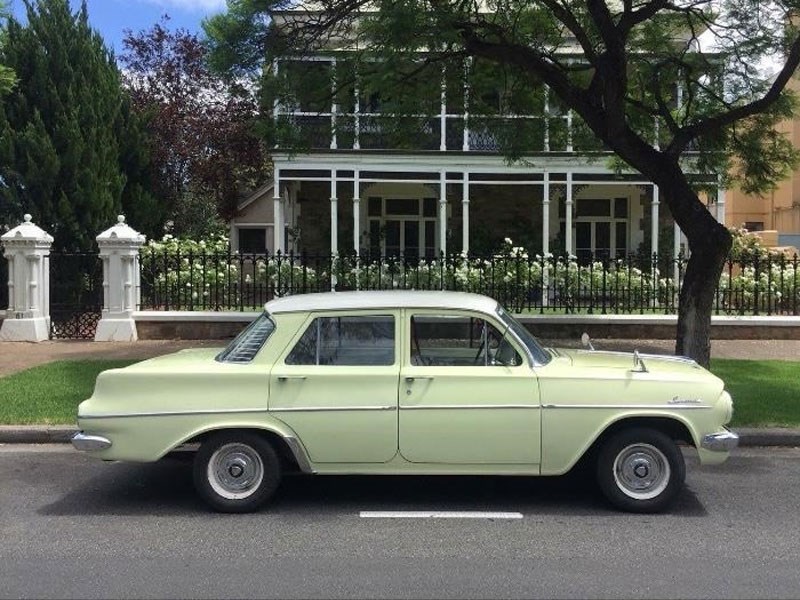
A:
[{"left": 138, "top": 249, "right": 800, "bottom": 316}]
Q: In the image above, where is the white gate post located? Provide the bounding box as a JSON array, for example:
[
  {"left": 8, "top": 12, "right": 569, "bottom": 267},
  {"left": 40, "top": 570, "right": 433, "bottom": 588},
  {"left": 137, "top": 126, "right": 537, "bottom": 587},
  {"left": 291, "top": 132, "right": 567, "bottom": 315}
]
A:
[
  {"left": 0, "top": 214, "right": 54, "bottom": 342},
  {"left": 94, "top": 216, "right": 145, "bottom": 342}
]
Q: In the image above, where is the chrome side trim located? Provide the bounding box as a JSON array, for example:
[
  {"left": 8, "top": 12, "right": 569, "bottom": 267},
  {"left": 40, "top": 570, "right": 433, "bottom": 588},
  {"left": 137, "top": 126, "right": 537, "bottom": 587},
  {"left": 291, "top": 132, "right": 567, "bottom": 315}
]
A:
[
  {"left": 71, "top": 432, "right": 112, "bottom": 451},
  {"left": 400, "top": 404, "right": 538, "bottom": 410},
  {"left": 701, "top": 430, "right": 739, "bottom": 452},
  {"left": 284, "top": 435, "right": 315, "bottom": 473},
  {"left": 78, "top": 408, "right": 270, "bottom": 419},
  {"left": 574, "top": 350, "right": 697, "bottom": 365},
  {"left": 541, "top": 403, "right": 712, "bottom": 410},
  {"left": 270, "top": 405, "right": 396, "bottom": 412}
]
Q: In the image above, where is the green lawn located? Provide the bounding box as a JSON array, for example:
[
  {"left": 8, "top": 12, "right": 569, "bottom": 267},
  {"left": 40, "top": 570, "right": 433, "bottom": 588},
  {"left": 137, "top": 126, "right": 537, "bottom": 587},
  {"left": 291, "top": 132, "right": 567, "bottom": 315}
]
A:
[
  {"left": 710, "top": 359, "right": 800, "bottom": 427},
  {"left": 0, "top": 357, "right": 797, "bottom": 427},
  {"left": 0, "top": 360, "right": 136, "bottom": 425}
]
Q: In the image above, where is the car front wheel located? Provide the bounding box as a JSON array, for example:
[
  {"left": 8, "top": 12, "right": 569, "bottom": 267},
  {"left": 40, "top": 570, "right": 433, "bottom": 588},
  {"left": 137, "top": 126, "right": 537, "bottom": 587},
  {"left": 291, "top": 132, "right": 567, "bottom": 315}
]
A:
[
  {"left": 596, "top": 427, "right": 685, "bottom": 513},
  {"left": 193, "top": 431, "right": 282, "bottom": 513}
]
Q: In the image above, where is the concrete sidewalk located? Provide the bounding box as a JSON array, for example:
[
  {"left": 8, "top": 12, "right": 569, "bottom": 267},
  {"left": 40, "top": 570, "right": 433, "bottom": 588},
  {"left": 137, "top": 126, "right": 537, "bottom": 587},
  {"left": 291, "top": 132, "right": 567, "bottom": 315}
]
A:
[
  {"left": 1, "top": 337, "right": 799, "bottom": 446},
  {"left": 2, "top": 337, "right": 800, "bottom": 379}
]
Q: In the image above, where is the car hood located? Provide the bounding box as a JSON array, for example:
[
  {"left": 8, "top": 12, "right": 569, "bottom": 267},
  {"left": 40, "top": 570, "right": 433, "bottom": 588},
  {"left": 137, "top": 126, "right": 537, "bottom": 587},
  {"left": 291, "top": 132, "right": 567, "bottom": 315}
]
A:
[{"left": 550, "top": 347, "right": 715, "bottom": 380}]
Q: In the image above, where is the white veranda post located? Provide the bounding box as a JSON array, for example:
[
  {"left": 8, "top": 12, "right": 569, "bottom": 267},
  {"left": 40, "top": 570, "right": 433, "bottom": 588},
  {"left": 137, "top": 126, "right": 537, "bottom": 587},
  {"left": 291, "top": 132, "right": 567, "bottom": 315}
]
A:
[
  {"left": 462, "top": 173, "right": 470, "bottom": 255},
  {"left": 273, "top": 168, "right": 283, "bottom": 254}
]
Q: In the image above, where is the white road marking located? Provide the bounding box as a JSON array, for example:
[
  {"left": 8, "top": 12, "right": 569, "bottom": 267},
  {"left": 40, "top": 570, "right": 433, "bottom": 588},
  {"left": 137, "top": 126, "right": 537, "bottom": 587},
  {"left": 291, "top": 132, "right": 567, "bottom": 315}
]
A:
[{"left": 359, "top": 511, "right": 523, "bottom": 519}]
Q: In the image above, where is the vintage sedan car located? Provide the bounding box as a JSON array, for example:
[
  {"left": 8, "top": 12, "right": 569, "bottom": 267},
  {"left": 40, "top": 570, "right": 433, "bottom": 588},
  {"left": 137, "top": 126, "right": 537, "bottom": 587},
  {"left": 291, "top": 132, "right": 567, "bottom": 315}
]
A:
[{"left": 73, "top": 290, "right": 738, "bottom": 513}]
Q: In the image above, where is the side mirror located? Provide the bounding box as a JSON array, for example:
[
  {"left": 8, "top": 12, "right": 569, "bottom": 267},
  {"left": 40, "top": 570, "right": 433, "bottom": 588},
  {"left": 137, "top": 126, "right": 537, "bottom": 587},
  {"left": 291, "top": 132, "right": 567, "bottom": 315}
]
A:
[{"left": 581, "top": 332, "right": 595, "bottom": 351}]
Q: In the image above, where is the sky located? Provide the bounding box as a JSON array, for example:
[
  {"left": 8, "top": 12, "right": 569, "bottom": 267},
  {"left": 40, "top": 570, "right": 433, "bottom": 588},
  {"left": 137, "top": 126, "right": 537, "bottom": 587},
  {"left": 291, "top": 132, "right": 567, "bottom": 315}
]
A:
[{"left": 8, "top": 0, "right": 227, "bottom": 54}]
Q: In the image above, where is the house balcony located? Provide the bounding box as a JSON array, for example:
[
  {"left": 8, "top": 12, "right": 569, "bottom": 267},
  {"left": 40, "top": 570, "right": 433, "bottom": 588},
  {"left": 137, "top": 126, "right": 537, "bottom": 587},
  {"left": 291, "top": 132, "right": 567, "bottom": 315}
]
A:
[{"left": 275, "top": 112, "right": 611, "bottom": 154}]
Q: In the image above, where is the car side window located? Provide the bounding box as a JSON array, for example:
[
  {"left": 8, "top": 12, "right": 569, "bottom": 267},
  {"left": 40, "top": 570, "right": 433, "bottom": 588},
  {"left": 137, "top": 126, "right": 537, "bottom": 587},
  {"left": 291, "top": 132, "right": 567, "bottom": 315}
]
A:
[
  {"left": 410, "top": 315, "right": 521, "bottom": 367},
  {"left": 286, "top": 315, "right": 395, "bottom": 366}
]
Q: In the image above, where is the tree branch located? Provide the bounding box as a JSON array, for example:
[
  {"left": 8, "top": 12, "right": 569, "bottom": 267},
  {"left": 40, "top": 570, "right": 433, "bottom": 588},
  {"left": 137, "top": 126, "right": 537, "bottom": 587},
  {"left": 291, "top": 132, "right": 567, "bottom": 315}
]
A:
[
  {"left": 535, "top": 0, "right": 598, "bottom": 61},
  {"left": 667, "top": 32, "right": 800, "bottom": 156}
]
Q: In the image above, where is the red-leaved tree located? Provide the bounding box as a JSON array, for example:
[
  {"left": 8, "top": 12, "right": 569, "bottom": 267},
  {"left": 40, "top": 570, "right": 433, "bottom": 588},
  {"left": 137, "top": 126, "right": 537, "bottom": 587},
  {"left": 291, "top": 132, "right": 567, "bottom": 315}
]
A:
[{"left": 121, "top": 17, "right": 268, "bottom": 236}]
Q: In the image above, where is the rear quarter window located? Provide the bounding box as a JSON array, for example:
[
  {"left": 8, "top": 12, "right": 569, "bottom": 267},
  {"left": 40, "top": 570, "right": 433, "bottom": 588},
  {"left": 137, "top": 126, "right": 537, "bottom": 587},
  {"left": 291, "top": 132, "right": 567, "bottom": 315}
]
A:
[{"left": 216, "top": 313, "right": 276, "bottom": 363}]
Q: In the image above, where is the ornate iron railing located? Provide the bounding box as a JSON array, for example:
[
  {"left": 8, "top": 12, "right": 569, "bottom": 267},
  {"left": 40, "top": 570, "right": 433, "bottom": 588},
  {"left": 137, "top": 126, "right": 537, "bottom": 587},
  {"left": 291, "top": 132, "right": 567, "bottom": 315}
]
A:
[{"left": 138, "top": 249, "right": 800, "bottom": 316}]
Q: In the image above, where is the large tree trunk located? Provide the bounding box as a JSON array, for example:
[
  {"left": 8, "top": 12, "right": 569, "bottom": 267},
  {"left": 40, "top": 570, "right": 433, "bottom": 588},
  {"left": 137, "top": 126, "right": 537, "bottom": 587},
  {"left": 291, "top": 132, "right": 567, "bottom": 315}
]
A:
[
  {"left": 657, "top": 178, "right": 732, "bottom": 368},
  {"left": 675, "top": 229, "right": 731, "bottom": 367}
]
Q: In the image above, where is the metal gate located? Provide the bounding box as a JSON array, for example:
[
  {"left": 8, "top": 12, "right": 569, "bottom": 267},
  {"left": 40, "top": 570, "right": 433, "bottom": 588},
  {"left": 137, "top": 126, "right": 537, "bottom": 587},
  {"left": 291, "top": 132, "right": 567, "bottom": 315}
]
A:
[{"left": 49, "top": 252, "right": 103, "bottom": 339}]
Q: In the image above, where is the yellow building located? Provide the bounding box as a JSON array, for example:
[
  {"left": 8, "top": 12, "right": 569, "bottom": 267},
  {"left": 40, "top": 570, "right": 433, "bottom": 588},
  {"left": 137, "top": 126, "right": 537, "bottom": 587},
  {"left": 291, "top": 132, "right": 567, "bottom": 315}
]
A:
[{"left": 726, "top": 79, "right": 800, "bottom": 252}]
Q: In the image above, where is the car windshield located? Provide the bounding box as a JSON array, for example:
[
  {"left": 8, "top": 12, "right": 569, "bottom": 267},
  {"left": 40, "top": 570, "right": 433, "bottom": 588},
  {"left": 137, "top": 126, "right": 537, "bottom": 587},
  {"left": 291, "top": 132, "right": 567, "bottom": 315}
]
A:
[
  {"left": 216, "top": 312, "right": 276, "bottom": 363},
  {"left": 495, "top": 305, "right": 551, "bottom": 365}
]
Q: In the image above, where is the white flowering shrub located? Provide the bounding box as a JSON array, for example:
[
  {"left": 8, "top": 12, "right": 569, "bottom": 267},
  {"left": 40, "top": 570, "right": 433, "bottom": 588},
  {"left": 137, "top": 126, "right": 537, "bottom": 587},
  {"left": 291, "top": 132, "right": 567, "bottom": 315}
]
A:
[
  {"left": 718, "top": 257, "right": 800, "bottom": 314},
  {"left": 141, "top": 233, "right": 240, "bottom": 309},
  {"left": 139, "top": 234, "right": 797, "bottom": 314},
  {"left": 716, "top": 227, "right": 799, "bottom": 314},
  {"left": 142, "top": 235, "right": 324, "bottom": 309}
]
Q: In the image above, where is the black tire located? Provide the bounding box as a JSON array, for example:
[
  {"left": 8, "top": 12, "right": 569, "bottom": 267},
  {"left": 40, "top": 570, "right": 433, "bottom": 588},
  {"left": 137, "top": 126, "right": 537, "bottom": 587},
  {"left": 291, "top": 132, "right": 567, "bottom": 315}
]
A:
[
  {"left": 596, "top": 427, "right": 685, "bottom": 513},
  {"left": 193, "top": 431, "right": 282, "bottom": 513}
]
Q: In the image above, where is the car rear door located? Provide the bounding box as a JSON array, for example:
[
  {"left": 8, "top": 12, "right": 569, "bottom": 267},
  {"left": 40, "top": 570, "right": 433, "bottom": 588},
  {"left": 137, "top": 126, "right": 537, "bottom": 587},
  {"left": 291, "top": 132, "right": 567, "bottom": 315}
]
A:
[{"left": 269, "top": 311, "right": 400, "bottom": 463}]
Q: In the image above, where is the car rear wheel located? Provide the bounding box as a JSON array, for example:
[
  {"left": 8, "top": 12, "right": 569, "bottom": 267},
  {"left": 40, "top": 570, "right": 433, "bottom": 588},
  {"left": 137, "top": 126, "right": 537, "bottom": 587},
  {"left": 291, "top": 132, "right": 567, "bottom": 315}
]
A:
[
  {"left": 193, "top": 431, "right": 282, "bottom": 513},
  {"left": 596, "top": 427, "right": 685, "bottom": 513}
]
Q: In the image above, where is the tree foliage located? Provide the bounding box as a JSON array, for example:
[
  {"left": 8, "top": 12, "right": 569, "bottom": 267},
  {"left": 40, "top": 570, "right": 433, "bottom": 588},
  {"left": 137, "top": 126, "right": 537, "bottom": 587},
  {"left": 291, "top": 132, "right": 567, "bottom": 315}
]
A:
[
  {"left": 0, "top": 2, "right": 16, "bottom": 96},
  {"left": 205, "top": 0, "right": 800, "bottom": 365},
  {"left": 120, "top": 17, "right": 269, "bottom": 237},
  {"left": 0, "top": 0, "right": 157, "bottom": 249}
]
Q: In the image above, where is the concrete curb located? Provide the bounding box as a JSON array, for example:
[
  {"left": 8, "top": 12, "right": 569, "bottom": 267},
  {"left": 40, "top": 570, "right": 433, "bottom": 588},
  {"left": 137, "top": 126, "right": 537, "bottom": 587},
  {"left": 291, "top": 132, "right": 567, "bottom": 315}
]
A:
[
  {"left": 0, "top": 425, "right": 798, "bottom": 447},
  {"left": 0, "top": 425, "right": 77, "bottom": 444}
]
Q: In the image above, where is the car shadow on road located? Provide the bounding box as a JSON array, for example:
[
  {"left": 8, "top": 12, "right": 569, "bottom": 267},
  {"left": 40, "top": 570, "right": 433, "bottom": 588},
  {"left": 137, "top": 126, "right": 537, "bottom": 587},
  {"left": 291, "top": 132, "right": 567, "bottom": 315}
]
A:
[{"left": 38, "top": 454, "right": 707, "bottom": 518}]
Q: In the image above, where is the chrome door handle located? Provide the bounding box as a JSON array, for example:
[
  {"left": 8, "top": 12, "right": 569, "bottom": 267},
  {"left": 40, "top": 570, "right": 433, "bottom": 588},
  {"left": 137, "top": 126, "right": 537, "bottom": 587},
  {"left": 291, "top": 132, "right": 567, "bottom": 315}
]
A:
[
  {"left": 405, "top": 376, "right": 434, "bottom": 383},
  {"left": 278, "top": 375, "right": 307, "bottom": 381}
]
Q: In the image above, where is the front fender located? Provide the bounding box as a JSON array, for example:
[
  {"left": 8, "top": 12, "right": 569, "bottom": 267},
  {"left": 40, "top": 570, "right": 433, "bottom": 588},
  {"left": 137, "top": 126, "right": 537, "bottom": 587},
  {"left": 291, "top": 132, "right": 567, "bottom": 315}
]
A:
[{"left": 540, "top": 408, "right": 703, "bottom": 475}]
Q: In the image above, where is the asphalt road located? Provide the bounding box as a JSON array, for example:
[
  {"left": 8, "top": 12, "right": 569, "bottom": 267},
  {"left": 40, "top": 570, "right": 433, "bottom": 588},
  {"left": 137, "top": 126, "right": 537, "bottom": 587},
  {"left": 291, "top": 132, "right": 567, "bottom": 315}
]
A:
[{"left": 1, "top": 445, "right": 799, "bottom": 599}]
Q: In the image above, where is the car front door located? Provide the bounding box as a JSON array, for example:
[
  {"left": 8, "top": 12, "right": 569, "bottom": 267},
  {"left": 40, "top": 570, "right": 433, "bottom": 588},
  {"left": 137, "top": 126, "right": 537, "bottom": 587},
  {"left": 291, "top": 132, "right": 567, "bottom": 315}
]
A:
[
  {"left": 399, "top": 311, "right": 541, "bottom": 465},
  {"left": 269, "top": 311, "right": 399, "bottom": 463}
]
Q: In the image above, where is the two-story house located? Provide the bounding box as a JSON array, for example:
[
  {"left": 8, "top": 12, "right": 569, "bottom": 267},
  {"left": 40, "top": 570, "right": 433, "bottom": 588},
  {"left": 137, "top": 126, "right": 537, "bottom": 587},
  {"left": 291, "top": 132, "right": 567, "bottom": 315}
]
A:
[{"left": 230, "top": 5, "right": 727, "bottom": 263}]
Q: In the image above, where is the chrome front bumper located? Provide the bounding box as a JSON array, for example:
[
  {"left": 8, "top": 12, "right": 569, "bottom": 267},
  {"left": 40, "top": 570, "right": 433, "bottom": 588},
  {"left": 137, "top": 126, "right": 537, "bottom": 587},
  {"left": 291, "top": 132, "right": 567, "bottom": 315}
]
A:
[
  {"left": 701, "top": 429, "right": 739, "bottom": 452},
  {"left": 71, "top": 431, "right": 112, "bottom": 452}
]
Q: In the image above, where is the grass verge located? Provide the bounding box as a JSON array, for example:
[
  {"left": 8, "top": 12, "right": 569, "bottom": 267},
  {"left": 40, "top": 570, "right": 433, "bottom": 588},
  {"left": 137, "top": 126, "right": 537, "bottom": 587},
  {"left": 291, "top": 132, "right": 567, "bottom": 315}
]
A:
[
  {"left": 0, "top": 357, "right": 797, "bottom": 428},
  {"left": 0, "top": 360, "right": 136, "bottom": 425},
  {"left": 711, "top": 359, "right": 800, "bottom": 428}
]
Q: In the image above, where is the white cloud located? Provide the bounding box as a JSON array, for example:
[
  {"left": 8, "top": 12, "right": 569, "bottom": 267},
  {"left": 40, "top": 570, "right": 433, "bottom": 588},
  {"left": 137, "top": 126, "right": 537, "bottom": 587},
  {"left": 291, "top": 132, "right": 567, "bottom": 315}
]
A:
[{"left": 138, "top": 0, "right": 227, "bottom": 14}]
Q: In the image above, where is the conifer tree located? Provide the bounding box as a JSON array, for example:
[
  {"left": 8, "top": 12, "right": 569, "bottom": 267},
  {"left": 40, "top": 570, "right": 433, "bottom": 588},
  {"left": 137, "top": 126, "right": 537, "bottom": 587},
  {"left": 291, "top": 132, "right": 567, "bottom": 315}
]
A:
[{"left": 0, "top": 0, "right": 160, "bottom": 249}]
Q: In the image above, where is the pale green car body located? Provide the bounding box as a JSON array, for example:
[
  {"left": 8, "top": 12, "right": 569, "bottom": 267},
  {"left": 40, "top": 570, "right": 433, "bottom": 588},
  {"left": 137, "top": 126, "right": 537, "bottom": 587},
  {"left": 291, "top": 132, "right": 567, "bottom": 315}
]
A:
[{"left": 75, "top": 291, "right": 735, "bottom": 482}]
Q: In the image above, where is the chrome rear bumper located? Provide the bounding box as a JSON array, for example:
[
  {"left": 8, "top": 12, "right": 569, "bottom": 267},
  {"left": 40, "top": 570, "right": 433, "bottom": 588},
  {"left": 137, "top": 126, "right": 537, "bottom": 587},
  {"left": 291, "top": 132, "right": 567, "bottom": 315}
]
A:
[
  {"left": 701, "top": 429, "right": 739, "bottom": 452},
  {"left": 71, "top": 432, "right": 112, "bottom": 452}
]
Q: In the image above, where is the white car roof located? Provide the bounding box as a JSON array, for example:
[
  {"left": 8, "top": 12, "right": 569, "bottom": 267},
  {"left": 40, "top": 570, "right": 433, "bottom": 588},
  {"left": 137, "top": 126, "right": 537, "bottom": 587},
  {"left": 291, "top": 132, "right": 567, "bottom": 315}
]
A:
[{"left": 265, "top": 290, "right": 500, "bottom": 315}]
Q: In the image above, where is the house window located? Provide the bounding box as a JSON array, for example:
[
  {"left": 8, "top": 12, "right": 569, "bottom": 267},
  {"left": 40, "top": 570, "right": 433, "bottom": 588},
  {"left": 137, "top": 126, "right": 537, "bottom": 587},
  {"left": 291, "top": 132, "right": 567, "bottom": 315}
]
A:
[
  {"left": 367, "top": 197, "right": 438, "bottom": 259},
  {"left": 565, "top": 197, "right": 629, "bottom": 261},
  {"left": 743, "top": 221, "right": 764, "bottom": 232},
  {"left": 237, "top": 227, "right": 272, "bottom": 254}
]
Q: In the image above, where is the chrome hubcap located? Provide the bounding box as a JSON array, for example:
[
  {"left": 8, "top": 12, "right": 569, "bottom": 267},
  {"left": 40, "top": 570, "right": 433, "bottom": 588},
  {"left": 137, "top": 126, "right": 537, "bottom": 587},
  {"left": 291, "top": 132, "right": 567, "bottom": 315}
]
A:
[
  {"left": 207, "top": 443, "right": 264, "bottom": 500},
  {"left": 613, "top": 443, "right": 670, "bottom": 500}
]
